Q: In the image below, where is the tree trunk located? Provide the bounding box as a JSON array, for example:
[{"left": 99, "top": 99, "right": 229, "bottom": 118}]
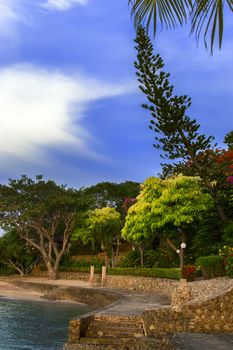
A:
[
  {"left": 138, "top": 245, "right": 144, "bottom": 267},
  {"left": 47, "top": 267, "right": 58, "bottom": 280},
  {"left": 115, "top": 237, "right": 120, "bottom": 267},
  {"left": 8, "top": 260, "right": 25, "bottom": 276}
]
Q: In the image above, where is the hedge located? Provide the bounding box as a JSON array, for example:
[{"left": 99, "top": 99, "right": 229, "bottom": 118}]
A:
[
  {"left": 196, "top": 255, "right": 225, "bottom": 279},
  {"left": 55, "top": 266, "right": 181, "bottom": 279}
]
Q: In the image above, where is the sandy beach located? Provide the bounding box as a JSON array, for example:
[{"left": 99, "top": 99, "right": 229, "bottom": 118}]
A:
[{"left": 0, "top": 278, "right": 44, "bottom": 301}]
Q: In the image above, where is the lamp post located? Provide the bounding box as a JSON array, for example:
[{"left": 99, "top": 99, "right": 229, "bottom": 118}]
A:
[{"left": 180, "top": 242, "right": 186, "bottom": 269}]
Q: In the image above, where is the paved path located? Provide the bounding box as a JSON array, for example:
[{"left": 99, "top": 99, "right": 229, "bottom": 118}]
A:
[{"left": 170, "top": 333, "right": 233, "bottom": 350}]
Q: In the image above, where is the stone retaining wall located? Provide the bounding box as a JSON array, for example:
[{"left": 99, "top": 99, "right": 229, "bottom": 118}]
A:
[
  {"left": 32, "top": 271, "right": 178, "bottom": 297},
  {"left": 12, "top": 280, "right": 120, "bottom": 309},
  {"left": 143, "top": 283, "right": 233, "bottom": 336}
]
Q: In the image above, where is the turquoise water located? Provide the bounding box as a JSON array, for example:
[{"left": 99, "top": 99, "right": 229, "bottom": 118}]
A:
[{"left": 0, "top": 297, "right": 90, "bottom": 350}]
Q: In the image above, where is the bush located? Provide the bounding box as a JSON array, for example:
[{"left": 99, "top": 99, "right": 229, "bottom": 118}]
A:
[
  {"left": 119, "top": 248, "right": 178, "bottom": 268},
  {"left": 60, "top": 256, "right": 104, "bottom": 269},
  {"left": 196, "top": 255, "right": 225, "bottom": 279},
  {"left": 181, "top": 265, "right": 196, "bottom": 281},
  {"left": 55, "top": 265, "right": 181, "bottom": 279},
  {"left": 107, "top": 267, "right": 181, "bottom": 279},
  {"left": 0, "top": 265, "right": 15, "bottom": 276},
  {"left": 119, "top": 250, "right": 141, "bottom": 267},
  {"left": 58, "top": 266, "right": 102, "bottom": 273},
  {"left": 225, "top": 256, "right": 233, "bottom": 278}
]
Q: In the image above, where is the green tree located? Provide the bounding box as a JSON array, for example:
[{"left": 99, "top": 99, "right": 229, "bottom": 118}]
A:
[
  {"left": 122, "top": 175, "right": 213, "bottom": 266},
  {"left": 0, "top": 229, "right": 37, "bottom": 276},
  {"left": 224, "top": 131, "right": 233, "bottom": 150},
  {"left": 129, "top": 0, "right": 233, "bottom": 53},
  {"left": 82, "top": 181, "right": 140, "bottom": 216},
  {"left": 0, "top": 175, "right": 86, "bottom": 279},
  {"left": 134, "top": 27, "right": 232, "bottom": 223},
  {"left": 73, "top": 207, "right": 121, "bottom": 267}
]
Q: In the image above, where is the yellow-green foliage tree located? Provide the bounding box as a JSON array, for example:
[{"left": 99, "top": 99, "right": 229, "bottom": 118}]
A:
[
  {"left": 122, "top": 175, "right": 213, "bottom": 264},
  {"left": 73, "top": 207, "right": 121, "bottom": 267}
]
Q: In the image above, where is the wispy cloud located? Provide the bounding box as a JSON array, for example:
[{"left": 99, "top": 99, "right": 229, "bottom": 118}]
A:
[
  {"left": 0, "top": 0, "right": 88, "bottom": 37},
  {"left": 41, "top": 0, "right": 88, "bottom": 11},
  {"left": 0, "top": 64, "right": 132, "bottom": 169},
  {"left": 0, "top": 0, "right": 32, "bottom": 37}
]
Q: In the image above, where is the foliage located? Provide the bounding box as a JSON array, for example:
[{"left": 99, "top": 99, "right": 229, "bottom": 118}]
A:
[
  {"left": 122, "top": 175, "right": 213, "bottom": 246},
  {"left": 181, "top": 265, "right": 196, "bottom": 281},
  {"left": 119, "top": 249, "right": 141, "bottom": 267},
  {"left": 0, "top": 229, "right": 37, "bottom": 276},
  {"left": 129, "top": 0, "right": 232, "bottom": 52},
  {"left": 52, "top": 265, "right": 181, "bottom": 279},
  {"left": 107, "top": 267, "right": 181, "bottom": 279},
  {"left": 82, "top": 181, "right": 140, "bottom": 216},
  {"left": 0, "top": 265, "right": 15, "bottom": 276},
  {"left": 0, "top": 175, "right": 86, "bottom": 279},
  {"left": 73, "top": 207, "right": 121, "bottom": 266},
  {"left": 134, "top": 27, "right": 232, "bottom": 224},
  {"left": 222, "top": 223, "right": 233, "bottom": 246},
  {"left": 225, "top": 256, "right": 233, "bottom": 278},
  {"left": 190, "top": 213, "right": 222, "bottom": 259},
  {"left": 219, "top": 245, "right": 233, "bottom": 278},
  {"left": 196, "top": 255, "right": 225, "bottom": 279},
  {"left": 119, "top": 248, "right": 178, "bottom": 268},
  {"left": 224, "top": 131, "right": 233, "bottom": 150},
  {"left": 61, "top": 256, "right": 104, "bottom": 269}
]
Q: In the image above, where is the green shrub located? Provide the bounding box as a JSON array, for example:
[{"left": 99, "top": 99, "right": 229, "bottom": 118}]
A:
[
  {"left": 55, "top": 265, "right": 181, "bottom": 279},
  {"left": 196, "top": 255, "right": 225, "bottom": 279},
  {"left": 60, "top": 256, "right": 104, "bottom": 269},
  {"left": 0, "top": 265, "right": 15, "bottom": 275},
  {"left": 119, "top": 250, "right": 141, "bottom": 267},
  {"left": 143, "top": 250, "right": 159, "bottom": 268},
  {"left": 119, "top": 248, "right": 178, "bottom": 268},
  {"left": 225, "top": 256, "right": 233, "bottom": 278},
  {"left": 58, "top": 266, "right": 102, "bottom": 273},
  {"left": 107, "top": 267, "right": 181, "bottom": 279}
]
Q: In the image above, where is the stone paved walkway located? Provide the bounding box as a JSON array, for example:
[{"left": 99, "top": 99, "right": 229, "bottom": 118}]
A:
[{"left": 170, "top": 333, "right": 233, "bottom": 350}]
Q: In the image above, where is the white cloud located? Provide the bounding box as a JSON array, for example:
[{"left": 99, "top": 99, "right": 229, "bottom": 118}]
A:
[
  {"left": 41, "top": 0, "right": 88, "bottom": 11},
  {"left": 0, "top": 0, "right": 32, "bottom": 37},
  {"left": 0, "top": 64, "right": 132, "bottom": 168}
]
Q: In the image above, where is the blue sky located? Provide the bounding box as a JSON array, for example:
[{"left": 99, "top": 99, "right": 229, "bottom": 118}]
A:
[{"left": 0, "top": 0, "right": 232, "bottom": 189}]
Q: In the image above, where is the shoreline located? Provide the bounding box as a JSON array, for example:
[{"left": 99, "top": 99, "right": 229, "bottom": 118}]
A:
[{"left": 0, "top": 279, "right": 89, "bottom": 305}]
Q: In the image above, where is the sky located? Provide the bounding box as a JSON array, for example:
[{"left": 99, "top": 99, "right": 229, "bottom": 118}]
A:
[{"left": 0, "top": 0, "right": 232, "bottom": 189}]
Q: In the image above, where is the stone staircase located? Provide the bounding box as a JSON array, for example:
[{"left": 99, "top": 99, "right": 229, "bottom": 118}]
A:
[{"left": 64, "top": 314, "right": 172, "bottom": 350}]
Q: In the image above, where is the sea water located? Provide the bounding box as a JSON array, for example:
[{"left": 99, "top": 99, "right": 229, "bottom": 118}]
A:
[{"left": 0, "top": 297, "right": 90, "bottom": 350}]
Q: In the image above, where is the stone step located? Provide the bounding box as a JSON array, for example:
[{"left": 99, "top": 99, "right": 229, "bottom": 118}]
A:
[
  {"left": 87, "top": 323, "right": 144, "bottom": 333},
  {"left": 64, "top": 337, "right": 170, "bottom": 350},
  {"left": 94, "top": 315, "right": 143, "bottom": 322},
  {"left": 91, "top": 319, "right": 143, "bottom": 327},
  {"left": 87, "top": 331, "right": 144, "bottom": 338}
]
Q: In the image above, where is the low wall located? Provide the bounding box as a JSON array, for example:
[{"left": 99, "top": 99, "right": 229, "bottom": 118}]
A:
[
  {"left": 143, "top": 284, "right": 233, "bottom": 335},
  {"left": 12, "top": 280, "right": 120, "bottom": 309},
  {"left": 32, "top": 271, "right": 178, "bottom": 298}
]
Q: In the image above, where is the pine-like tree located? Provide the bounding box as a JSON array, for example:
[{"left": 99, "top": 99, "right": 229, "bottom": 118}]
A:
[{"left": 134, "top": 27, "right": 232, "bottom": 223}]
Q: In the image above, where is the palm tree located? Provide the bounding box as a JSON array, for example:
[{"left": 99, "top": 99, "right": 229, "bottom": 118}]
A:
[{"left": 128, "top": 0, "right": 233, "bottom": 53}]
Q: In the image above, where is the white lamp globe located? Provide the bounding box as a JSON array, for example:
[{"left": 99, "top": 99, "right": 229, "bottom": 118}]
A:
[{"left": 181, "top": 242, "right": 186, "bottom": 249}]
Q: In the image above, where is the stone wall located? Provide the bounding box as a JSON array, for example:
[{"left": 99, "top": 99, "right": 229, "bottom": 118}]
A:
[
  {"left": 12, "top": 280, "right": 120, "bottom": 309},
  {"left": 32, "top": 271, "right": 178, "bottom": 297},
  {"left": 143, "top": 283, "right": 233, "bottom": 336}
]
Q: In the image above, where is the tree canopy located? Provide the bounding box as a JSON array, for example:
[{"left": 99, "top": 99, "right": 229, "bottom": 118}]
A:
[
  {"left": 122, "top": 175, "right": 213, "bottom": 246},
  {"left": 73, "top": 207, "right": 121, "bottom": 267},
  {"left": 0, "top": 175, "right": 86, "bottom": 279},
  {"left": 134, "top": 27, "right": 232, "bottom": 223}
]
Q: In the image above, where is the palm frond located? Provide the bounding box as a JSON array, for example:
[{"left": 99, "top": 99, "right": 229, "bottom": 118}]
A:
[
  {"left": 129, "top": 0, "right": 233, "bottom": 52},
  {"left": 190, "top": 0, "right": 229, "bottom": 52},
  {"left": 128, "top": 0, "right": 192, "bottom": 36}
]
